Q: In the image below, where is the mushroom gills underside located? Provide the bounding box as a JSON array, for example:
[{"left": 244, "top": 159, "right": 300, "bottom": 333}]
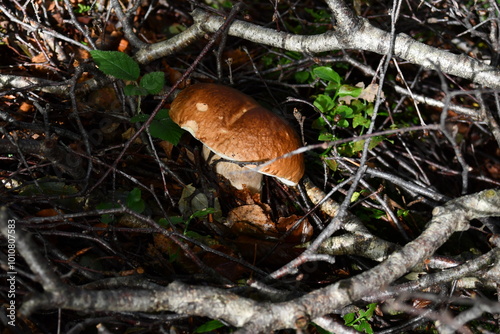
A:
[{"left": 202, "top": 145, "right": 263, "bottom": 193}]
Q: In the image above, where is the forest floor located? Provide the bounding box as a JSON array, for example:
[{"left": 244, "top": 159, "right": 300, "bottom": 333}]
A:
[{"left": 1, "top": 0, "right": 500, "bottom": 333}]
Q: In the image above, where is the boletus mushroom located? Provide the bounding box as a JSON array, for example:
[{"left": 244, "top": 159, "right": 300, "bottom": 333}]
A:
[{"left": 169, "top": 83, "right": 304, "bottom": 193}]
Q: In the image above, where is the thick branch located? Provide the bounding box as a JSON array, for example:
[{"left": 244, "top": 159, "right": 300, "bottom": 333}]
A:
[
  {"left": 192, "top": 9, "right": 500, "bottom": 89},
  {"left": 194, "top": 9, "right": 341, "bottom": 54},
  {"left": 298, "top": 189, "right": 500, "bottom": 321},
  {"left": 135, "top": 24, "right": 205, "bottom": 64},
  {"left": 8, "top": 190, "right": 500, "bottom": 332}
]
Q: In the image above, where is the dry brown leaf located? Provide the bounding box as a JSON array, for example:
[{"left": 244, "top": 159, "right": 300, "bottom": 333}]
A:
[
  {"left": 118, "top": 38, "right": 130, "bottom": 53},
  {"left": 485, "top": 160, "right": 500, "bottom": 179},
  {"left": 158, "top": 140, "right": 175, "bottom": 158},
  {"left": 358, "top": 82, "right": 385, "bottom": 102},
  {"left": 276, "top": 215, "right": 313, "bottom": 243},
  {"left": 223, "top": 48, "right": 249, "bottom": 67},
  {"left": 31, "top": 52, "right": 50, "bottom": 75},
  {"left": 163, "top": 60, "right": 188, "bottom": 87},
  {"left": 36, "top": 208, "right": 64, "bottom": 217},
  {"left": 18, "top": 101, "right": 34, "bottom": 113},
  {"left": 87, "top": 86, "right": 120, "bottom": 111},
  {"left": 338, "top": 82, "right": 365, "bottom": 104},
  {"left": 338, "top": 82, "right": 385, "bottom": 105},
  {"left": 95, "top": 30, "right": 124, "bottom": 51},
  {"left": 226, "top": 204, "right": 279, "bottom": 237}
]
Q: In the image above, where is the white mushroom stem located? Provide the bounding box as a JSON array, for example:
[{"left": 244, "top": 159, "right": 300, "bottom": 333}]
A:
[{"left": 202, "top": 146, "right": 263, "bottom": 193}]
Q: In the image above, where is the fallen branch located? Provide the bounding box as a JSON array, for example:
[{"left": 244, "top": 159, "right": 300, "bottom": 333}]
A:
[{"left": 2, "top": 189, "right": 499, "bottom": 332}]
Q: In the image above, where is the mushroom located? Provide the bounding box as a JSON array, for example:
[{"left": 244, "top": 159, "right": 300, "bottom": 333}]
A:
[{"left": 169, "top": 83, "right": 304, "bottom": 193}]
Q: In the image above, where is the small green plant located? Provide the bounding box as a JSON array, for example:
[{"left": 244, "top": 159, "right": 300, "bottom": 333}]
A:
[
  {"left": 343, "top": 303, "right": 377, "bottom": 333},
  {"left": 90, "top": 50, "right": 163, "bottom": 95},
  {"left": 90, "top": 50, "right": 183, "bottom": 145},
  {"left": 75, "top": 3, "right": 93, "bottom": 13},
  {"left": 296, "top": 65, "right": 386, "bottom": 162},
  {"left": 313, "top": 303, "right": 377, "bottom": 334},
  {"left": 181, "top": 207, "right": 218, "bottom": 237},
  {"left": 310, "top": 66, "right": 371, "bottom": 130}
]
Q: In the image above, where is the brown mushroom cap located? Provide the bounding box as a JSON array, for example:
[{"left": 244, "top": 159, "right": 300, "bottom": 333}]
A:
[{"left": 170, "top": 83, "right": 304, "bottom": 186}]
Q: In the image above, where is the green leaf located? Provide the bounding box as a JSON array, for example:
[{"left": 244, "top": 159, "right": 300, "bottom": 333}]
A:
[
  {"left": 338, "top": 84, "right": 363, "bottom": 97},
  {"left": 168, "top": 23, "right": 186, "bottom": 35},
  {"left": 354, "top": 321, "right": 373, "bottom": 334},
  {"left": 149, "top": 110, "right": 184, "bottom": 145},
  {"left": 350, "top": 136, "right": 384, "bottom": 153},
  {"left": 75, "top": 4, "right": 92, "bottom": 13},
  {"left": 318, "top": 132, "right": 336, "bottom": 141},
  {"left": 360, "top": 303, "right": 377, "bottom": 319},
  {"left": 335, "top": 105, "right": 354, "bottom": 118},
  {"left": 343, "top": 303, "right": 376, "bottom": 333},
  {"left": 304, "top": 8, "right": 331, "bottom": 22},
  {"left": 397, "top": 209, "right": 409, "bottom": 217},
  {"left": 312, "top": 117, "right": 327, "bottom": 130},
  {"left": 366, "top": 104, "right": 375, "bottom": 116},
  {"left": 313, "top": 66, "right": 341, "bottom": 84},
  {"left": 325, "top": 158, "right": 337, "bottom": 171},
  {"left": 314, "top": 94, "right": 335, "bottom": 113},
  {"left": 90, "top": 50, "right": 140, "bottom": 81},
  {"left": 352, "top": 114, "right": 371, "bottom": 128},
  {"left": 158, "top": 217, "right": 184, "bottom": 227},
  {"left": 126, "top": 188, "right": 145, "bottom": 213},
  {"left": 124, "top": 84, "right": 148, "bottom": 96},
  {"left": 158, "top": 218, "right": 169, "bottom": 226},
  {"left": 368, "top": 136, "right": 384, "bottom": 150},
  {"left": 18, "top": 180, "right": 84, "bottom": 210},
  {"left": 190, "top": 208, "right": 217, "bottom": 220},
  {"left": 311, "top": 322, "right": 333, "bottom": 334},
  {"left": 128, "top": 187, "right": 141, "bottom": 202},
  {"left": 295, "top": 71, "right": 310, "bottom": 83},
  {"left": 129, "top": 200, "right": 145, "bottom": 214},
  {"left": 262, "top": 54, "right": 276, "bottom": 67},
  {"left": 185, "top": 229, "right": 206, "bottom": 239},
  {"left": 156, "top": 108, "right": 169, "bottom": 119},
  {"left": 352, "top": 140, "right": 365, "bottom": 152},
  {"left": 344, "top": 312, "right": 356, "bottom": 325},
  {"left": 194, "top": 319, "right": 226, "bottom": 333},
  {"left": 325, "top": 81, "right": 340, "bottom": 92},
  {"left": 337, "top": 119, "right": 350, "bottom": 128},
  {"left": 96, "top": 202, "right": 119, "bottom": 224},
  {"left": 140, "top": 71, "right": 165, "bottom": 95},
  {"left": 285, "top": 51, "right": 303, "bottom": 60},
  {"left": 370, "top": 208, "right": 386, "bottom": 219}
]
